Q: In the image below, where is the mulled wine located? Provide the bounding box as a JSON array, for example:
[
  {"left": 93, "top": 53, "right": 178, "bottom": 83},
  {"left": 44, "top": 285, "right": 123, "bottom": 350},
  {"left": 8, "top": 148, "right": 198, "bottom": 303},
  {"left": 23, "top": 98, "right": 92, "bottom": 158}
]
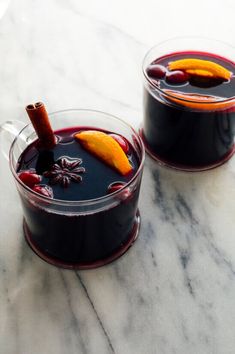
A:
[
  {"left": 16, "top": 124, "right": 143, "bottom": 268},
  {"left": 142, "top": 48, "right": 235, "bottom": 170}
]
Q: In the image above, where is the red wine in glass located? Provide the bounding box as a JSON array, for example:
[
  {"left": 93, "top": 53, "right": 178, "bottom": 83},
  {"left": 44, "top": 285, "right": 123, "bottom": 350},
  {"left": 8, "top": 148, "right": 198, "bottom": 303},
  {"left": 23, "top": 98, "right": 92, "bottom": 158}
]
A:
[
  {"left": 142, "top": 51, "right": 235, "bottom": 170},
  {"left": 17, "top": 126, "right": 142, "bottom": 268}
]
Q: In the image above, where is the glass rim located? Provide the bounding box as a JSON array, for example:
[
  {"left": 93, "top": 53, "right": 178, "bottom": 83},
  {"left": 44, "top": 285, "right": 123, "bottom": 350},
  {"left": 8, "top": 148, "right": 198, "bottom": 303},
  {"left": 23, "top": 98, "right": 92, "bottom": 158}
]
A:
[
  {"left": 10, "top": 108, "right": 145, "bottom": 207},
  {"left": 142, "top": 36, "right": 235, "bottom": 105}
]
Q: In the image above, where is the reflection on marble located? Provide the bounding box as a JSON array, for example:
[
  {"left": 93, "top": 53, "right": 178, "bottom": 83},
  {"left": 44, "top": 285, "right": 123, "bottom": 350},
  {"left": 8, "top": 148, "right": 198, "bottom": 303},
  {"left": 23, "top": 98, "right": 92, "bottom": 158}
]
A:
[{"left": 1, "top": 0, "right": 235, "bottom": 353}]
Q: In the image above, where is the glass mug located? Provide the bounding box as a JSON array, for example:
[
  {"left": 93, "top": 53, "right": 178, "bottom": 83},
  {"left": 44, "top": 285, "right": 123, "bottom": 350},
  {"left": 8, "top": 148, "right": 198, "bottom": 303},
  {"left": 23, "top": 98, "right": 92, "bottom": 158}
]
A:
[
  {"left": 0, "top": 109, "right": 145, "bottom": 269},
  {"left": 141, "top": 37, "right": 235, "bottom": 171}
]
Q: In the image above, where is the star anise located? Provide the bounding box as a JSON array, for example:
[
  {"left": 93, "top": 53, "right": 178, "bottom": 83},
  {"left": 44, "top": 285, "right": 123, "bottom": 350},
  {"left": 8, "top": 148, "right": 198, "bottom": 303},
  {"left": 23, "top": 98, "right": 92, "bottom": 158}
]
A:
[{"left": 43, "top": 157, "right": 85, "bottom": 187}]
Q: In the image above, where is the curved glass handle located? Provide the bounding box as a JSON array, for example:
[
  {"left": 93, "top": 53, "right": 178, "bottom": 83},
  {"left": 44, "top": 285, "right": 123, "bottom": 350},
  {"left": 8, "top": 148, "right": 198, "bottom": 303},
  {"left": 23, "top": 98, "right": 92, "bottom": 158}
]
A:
[{"left": 0, "top": 120, "right": 26, "bottom": 161}]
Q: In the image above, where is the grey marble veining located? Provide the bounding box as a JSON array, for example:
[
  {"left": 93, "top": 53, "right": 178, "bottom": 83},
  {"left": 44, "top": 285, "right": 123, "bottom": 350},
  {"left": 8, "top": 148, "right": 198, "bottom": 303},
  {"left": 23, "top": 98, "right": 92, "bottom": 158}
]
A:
[{"left": 1, "top": 0, "right": 235, "bottom": 353}]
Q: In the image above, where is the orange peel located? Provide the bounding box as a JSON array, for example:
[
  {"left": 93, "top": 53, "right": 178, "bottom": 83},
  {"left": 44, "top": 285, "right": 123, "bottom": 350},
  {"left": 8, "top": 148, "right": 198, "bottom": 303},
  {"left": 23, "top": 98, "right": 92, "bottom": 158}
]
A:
[
  {"left": 168, "top": 58, "right": 232, "bottom": 80},
  {"left": 185, "top": 69, "right": 214, "bottom": 77},
  {"left": 164, "top": 89, "right": 235, "bottom": 111},
  {"left": 75, "top": 130, "right": 132, "bottom": 175}
]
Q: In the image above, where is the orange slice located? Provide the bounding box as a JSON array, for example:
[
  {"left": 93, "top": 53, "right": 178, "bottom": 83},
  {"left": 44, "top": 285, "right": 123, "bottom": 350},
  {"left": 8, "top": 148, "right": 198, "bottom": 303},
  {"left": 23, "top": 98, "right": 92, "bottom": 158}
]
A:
[
  {"left": 164, "top": 89, "right": 235, "bottom": 111},
  {"left": 168, "top": 58, "right": 231, "bottom": 80},
  {"left": 186, "top": 69, "right": 214, "bottom": 77},
  {"left": 75, "top": 130, "right": 133, "bottom": 175}
]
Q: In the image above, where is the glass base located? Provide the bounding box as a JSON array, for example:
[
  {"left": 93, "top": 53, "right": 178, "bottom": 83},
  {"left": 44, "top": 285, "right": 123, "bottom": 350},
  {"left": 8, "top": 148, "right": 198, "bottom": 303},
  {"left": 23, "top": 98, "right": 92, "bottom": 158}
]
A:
[
  {"left": 139, "top": 128, "right": 235, "bottom": 172},
  {"left": 23, "top": 211, "right": 140, "bottom": 270}
]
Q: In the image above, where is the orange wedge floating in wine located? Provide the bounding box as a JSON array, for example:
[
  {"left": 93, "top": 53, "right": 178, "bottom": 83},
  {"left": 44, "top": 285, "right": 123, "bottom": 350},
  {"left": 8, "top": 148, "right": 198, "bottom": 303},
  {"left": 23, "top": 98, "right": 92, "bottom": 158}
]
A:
[
  {"left": 164, "top": 89, "right": 235, "bottom": 111},
  {"left": 186, "top": 69, "right": 214, "bottom": 77},
  {"left": 168, "top": 58, "right": 232, "bottom": 80},
  {"left": 75, "top": 130, "right": 133, "bottom": 175}
]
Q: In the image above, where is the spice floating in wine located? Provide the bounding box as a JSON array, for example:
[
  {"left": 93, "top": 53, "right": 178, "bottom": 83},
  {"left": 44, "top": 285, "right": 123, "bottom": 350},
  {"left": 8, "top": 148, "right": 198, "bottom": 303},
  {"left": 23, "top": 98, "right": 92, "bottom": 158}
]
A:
[
  {"left": 26, "top": 102, "right": 56, "bottom": 149},
  {"left": 18, "top": 127, "right": 137, "bottom": 200}
]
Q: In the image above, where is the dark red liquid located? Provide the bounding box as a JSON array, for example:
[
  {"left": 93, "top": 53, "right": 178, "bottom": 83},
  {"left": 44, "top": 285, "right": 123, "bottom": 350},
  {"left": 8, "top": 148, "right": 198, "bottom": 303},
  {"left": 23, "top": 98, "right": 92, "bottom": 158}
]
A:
[
  {"left": 17, "top": 127, "right": 142, "bottom": 266},
  {"left": 143, "top": 51, "right": 235, "bottom": 169}
]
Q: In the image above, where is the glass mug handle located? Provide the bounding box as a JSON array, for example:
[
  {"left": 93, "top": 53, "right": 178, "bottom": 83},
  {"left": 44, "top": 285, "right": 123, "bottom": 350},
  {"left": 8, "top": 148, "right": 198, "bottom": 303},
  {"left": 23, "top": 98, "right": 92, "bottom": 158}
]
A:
[{"left": 0, "top": 120, "right": 26, "bottom": 161}]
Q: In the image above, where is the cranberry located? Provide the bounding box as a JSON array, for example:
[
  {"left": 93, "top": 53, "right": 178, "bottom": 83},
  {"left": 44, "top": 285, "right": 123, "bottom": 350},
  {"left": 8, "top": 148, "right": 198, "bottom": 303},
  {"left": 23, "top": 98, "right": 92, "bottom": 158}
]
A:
[
  {"left": 33, "top": 185, "right": 53, "bottom": 198},
  {"left": 147, "top": 65, "right": 166, "bottom": 79},
  {"left": 165, "top": 70, "right": 189, "bottom": 84},
  {"left": 108, "top": 182, "right": 131, "bottom": 201},
  {"left": 110, "top": 134, "right": 129, "bottom": 153},
  {"left": 18, "top": 170, "right": 41, "bottom": 188}
]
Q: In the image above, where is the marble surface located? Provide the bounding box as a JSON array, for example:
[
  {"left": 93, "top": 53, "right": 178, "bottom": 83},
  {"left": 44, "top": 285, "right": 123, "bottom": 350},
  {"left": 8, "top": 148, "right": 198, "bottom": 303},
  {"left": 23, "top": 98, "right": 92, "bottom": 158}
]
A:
[{"left": 1, "top": 0, "right": 235, "bottom": 353}]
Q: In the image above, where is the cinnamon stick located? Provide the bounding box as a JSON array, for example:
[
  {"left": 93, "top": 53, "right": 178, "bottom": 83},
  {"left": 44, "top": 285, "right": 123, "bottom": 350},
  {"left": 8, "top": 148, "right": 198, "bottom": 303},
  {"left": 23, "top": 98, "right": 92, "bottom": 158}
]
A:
[{"left": 26, "top": 102, "right": 56, "bottom": 149}]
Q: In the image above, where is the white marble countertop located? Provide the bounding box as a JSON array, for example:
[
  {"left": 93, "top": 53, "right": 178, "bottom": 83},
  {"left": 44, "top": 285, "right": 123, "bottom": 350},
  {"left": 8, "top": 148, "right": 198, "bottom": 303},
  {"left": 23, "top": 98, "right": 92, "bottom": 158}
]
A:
[{"left": 1, "top": 0, "right": 235, "bottom": 353}]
